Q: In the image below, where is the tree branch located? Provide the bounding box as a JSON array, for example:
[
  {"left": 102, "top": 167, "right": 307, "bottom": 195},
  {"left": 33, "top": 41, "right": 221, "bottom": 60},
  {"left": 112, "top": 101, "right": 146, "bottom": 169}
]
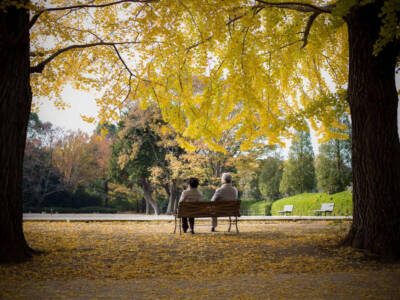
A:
[
  {"left": 185, "top": 35, "right": 213, "bottom": 53},
  {"left": 255, "top": 1, "right": 334, "bottom": 13},
  {"left": 301, "top": 12, "right": 320, "bottom": 49},
  {"left": 178, "top": 0, "right": 205, "bottom": 42},
  {"left": 29, "top": 0, "right": 157, "bottom": 29},
  {"left": 30, "top": 41, "right": 141, "bottom": 73}
]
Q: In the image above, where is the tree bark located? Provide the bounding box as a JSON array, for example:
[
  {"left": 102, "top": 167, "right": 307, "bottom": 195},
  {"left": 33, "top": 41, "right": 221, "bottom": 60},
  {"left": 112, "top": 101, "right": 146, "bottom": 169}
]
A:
[
  {"left": 0, "top": 3, "right": 36, "bottom": 263},
  {"left": 166, "top": 180, "right": 179, "bottom": 215},
  {"left": 343, "top": 2, "right": 400, "bottom": 258},
  {"left": 141, "top": 176, "right": 159, "bottom": 215}
]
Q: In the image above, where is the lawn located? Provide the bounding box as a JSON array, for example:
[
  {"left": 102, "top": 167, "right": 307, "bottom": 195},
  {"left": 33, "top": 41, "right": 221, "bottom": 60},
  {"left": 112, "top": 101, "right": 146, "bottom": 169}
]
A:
[
  {"left": 0, "top": 220, "right": 399, "bottom": 299},
  {"left": 246, "top": 191, "right": 353, "bottom": 216}
]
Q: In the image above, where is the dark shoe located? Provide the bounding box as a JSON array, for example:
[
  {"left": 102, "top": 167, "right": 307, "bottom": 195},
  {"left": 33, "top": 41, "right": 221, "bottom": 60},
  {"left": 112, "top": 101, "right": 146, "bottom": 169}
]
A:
[
  {"left": 211, "top": 227, "right": 215, "bottom": 232},
  {"left": 190, "top": 230, "right": 194, "bottom": 234},
  {"left": 183, "top": 229, "right": 187, "bottom": 233}
]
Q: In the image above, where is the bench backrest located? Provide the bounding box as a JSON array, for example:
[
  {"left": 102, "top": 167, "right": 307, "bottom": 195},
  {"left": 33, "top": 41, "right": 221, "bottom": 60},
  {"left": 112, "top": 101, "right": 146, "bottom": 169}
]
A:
[
  {"left": 177, "top": 201, "right": 241, "bottom": 218},
  {"left": 283, "top": 205, "right": 293, "bottom": 212},
  {"left": 321, "top": 203, "right": 334, "bottom": 212}
]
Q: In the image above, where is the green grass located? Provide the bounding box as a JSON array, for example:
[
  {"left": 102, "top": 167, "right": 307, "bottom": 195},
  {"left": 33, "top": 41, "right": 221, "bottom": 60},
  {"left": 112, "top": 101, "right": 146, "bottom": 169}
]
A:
[
  {"left": 240, "top": 200, "right": 259, "bottom": 210},
  {"left": 247, "top": 191, "right": 352, "bottom": 216}
]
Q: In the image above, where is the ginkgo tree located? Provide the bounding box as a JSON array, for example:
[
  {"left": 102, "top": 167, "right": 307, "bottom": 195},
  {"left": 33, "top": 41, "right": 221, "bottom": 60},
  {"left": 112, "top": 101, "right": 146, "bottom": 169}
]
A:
[{"left": 1, "top": 0, "right": 399, "bottom": 262}]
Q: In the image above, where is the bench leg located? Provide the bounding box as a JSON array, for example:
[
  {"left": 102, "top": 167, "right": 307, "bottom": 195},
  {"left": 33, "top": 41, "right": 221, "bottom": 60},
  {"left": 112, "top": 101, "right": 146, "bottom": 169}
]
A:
[
  {"left": 235, "top": 216, "right": 239, "bottom": 234},
  {"left": 179, "top": 218, "right": 182, "bottom": 234},
  {"left": 228, "top": 216, "right": 232, "bottom": 232}
]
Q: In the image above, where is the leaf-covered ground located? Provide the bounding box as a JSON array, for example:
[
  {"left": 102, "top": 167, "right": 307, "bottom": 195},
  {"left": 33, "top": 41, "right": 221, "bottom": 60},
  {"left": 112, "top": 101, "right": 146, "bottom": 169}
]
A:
[{"left": 1, "top": 221, "right": 399, "bottom": 299}]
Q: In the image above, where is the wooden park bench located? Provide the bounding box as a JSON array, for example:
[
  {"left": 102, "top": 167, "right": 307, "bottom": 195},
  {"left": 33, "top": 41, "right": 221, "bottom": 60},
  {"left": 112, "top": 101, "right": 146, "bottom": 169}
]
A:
[
  {"left": 313, "top": 203, "right": 334, "bottom": 216},
  {"left": 278, "top": 204, "right": 293, "bottom": 216},
  {"left": 174, "top": 201, "right": 241, "bottom": 234}
]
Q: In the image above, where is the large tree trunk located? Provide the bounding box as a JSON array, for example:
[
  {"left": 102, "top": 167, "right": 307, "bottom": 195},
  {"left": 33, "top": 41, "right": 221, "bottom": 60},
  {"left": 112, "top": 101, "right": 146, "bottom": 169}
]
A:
[
  {"left": 343, "top": 2, "right": 400, "bottom": 258},
  {"left": 0, "top": 3, "right": 35, "bottom": 263}
]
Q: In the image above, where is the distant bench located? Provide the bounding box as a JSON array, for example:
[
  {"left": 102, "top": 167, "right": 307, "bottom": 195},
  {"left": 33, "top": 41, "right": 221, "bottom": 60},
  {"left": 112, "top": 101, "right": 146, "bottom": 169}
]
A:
[
  {"left": 174, "top": 200, "right": 241, "bottom": 234},
  {"left": 313, "top": 203, "right": 335, "bottom": 216},
  {"left": 278, "top": 205, "right": 293, "bottom": 216}
]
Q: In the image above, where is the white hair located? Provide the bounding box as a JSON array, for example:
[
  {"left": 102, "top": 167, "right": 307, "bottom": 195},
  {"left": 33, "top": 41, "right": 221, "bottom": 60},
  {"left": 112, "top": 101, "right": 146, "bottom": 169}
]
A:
[{"left": 221, "top": 173, "right": 233, "bottom": 184}]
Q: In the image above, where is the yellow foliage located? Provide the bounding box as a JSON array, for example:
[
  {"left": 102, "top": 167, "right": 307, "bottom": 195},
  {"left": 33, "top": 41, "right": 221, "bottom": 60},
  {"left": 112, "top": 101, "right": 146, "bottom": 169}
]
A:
[
  {"left": 30, "top": 1, "right": 351, "bottom": 152},
  {"left": 1, "top": 221, "right": 399, "bottom": 298}
]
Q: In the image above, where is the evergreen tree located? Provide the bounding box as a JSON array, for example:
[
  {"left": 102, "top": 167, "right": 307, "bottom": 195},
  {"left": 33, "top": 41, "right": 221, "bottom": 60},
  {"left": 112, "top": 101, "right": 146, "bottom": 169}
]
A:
[
  {"left": 258, "top": 156, "right": 284, "bottom": 201},
  {"left": 280, "top": 130, "right": 316, "bottom": 196},
  {"left": 316, "top": 115, "right": 352, "bottom": 194}
]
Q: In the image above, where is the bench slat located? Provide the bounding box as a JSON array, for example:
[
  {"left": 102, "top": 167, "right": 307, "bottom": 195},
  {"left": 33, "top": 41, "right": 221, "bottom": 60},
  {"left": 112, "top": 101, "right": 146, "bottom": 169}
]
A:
[{"left": 176, "top": 201, "right": 241, "bottom": 218}]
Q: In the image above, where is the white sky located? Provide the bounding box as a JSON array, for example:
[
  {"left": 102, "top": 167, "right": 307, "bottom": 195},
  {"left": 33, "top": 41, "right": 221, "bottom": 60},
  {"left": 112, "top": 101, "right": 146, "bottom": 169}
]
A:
[
  {"left": 37, "top": 74, "right": 400, "bottom": 156},
  {"left": 38, "top": 85, "right": 99, "bottom": 134}
]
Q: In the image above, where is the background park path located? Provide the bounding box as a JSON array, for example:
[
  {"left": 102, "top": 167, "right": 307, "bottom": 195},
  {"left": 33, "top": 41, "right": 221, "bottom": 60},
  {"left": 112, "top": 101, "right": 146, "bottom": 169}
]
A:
[{"left": 23, "top": 213, "right": 352, "bottom": 222}]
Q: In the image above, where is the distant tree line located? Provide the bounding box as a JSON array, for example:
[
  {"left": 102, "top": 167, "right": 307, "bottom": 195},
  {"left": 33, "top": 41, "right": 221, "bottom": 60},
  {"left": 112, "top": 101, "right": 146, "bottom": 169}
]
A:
[{"left": 23, "top": 109, "right": 351, "bottom": 214}]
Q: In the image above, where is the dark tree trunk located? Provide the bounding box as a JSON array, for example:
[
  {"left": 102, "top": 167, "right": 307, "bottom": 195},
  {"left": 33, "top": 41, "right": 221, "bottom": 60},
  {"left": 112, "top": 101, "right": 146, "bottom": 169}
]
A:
[
  {"left": 0, "top": 3, "right": 35, "bottom": 263},
  {"left": 343, "top": 2, "right": 400, "bottom": 258},
  {"left": 141, "top": 197, "right": 146, "bottom": 213},
  {"left": 104, "top": 179, "right": 109, "bottom": 207}
]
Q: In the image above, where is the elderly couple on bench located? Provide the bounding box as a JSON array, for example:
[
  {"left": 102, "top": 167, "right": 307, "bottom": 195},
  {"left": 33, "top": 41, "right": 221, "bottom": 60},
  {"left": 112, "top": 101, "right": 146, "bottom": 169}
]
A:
[{"left": 179, "top": 173, "right": 238, "bottom": 234}]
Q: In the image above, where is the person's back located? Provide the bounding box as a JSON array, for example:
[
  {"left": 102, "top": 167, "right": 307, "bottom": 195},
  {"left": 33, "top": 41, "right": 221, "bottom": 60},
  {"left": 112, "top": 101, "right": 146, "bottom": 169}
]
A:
[
  {"left": 179, "top": 177, "right": 201, "bottom": 234},
  {"left": 179, "top": 187, "right": 202, "bottom": 203},
  {"left": 210, "top": 173, "right": 238, "bottom": 231},
  {"left": 211, "top": 183, "right": 237, "bottom": 202}
]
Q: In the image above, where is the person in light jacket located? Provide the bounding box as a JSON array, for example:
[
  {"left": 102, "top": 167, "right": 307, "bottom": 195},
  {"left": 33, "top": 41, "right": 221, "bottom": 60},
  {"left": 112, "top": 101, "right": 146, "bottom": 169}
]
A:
[
  {"left": 211, "top": 173, "right": 238, "bottom": 232},
  {"left": 179, "top": 177, "right": 202, "bottom": 234}
]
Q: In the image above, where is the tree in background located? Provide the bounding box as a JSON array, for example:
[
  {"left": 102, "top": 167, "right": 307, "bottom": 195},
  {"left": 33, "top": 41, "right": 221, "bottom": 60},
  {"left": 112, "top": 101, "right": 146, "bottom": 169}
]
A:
[
  {"left": 91, "top": 129, "right": 114, "bottom": 207},
  {"left": 109, "top": 105, "right": 166, "bottom": 215},
  {"left": 280, "top": 130, "right": 316, "bottom": 196},
  {"left": 258, "top": 156, "right": 284, "bottom": 201},
  {"left": 316, "top": 114, "right": 352, "bottom": 194},
  {"left": 316, "top": 143, "right": 352, "bottom": 194},
  {"left": 107, "top": 182, "right": 143, "bottom": 212},
  {"left": 52, "top": 131, "right": 99, "bottom": 191},
  {"left": 151, "top": 151, "right": 204, "bottom": 214},
  {"left": 22, "top": 114, "right": 113, "bottom": 211},
  {"left": 23, "top": 113, "right": 64, "bottom": 209}
]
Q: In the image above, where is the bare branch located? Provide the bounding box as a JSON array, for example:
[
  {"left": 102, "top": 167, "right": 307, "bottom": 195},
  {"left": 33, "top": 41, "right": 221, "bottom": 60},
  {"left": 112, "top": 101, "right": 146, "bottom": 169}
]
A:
[
  {"left": 30, "top": 41, "right": 141, "bottom": 73},
  {"left": 29, "top": 0, "right": 157, "bottom": 29}
]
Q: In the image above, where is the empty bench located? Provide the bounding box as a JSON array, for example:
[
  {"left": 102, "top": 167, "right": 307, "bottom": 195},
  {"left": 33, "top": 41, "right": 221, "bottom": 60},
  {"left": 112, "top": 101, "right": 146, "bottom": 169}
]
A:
[
  {"left": 278, "top": 204, "right": 293, "bottom": 216},
  {"left": 313, "top": 203, "right": 334, "bottom": 216},
  {"left": 174, "top": 201, "right": 241, "bottom": 234}
]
